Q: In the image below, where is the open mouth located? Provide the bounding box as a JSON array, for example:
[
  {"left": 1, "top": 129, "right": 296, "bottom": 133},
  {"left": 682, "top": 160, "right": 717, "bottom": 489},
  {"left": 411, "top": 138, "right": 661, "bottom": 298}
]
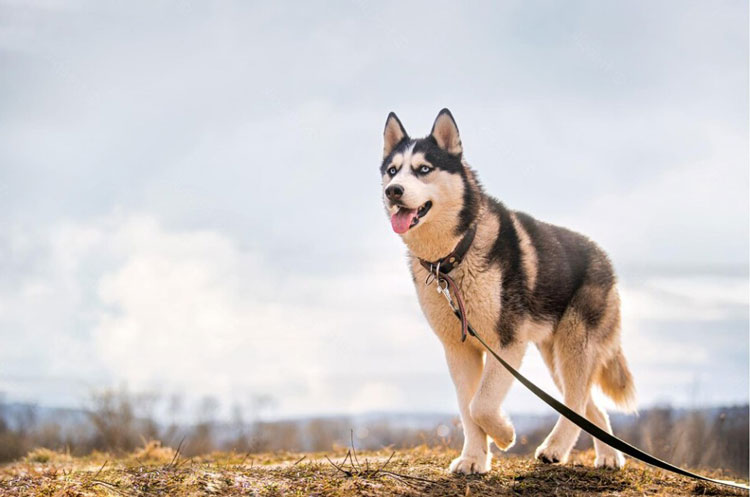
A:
[{"left": 390, "top": 200, "right": 432, "bottom": 234}]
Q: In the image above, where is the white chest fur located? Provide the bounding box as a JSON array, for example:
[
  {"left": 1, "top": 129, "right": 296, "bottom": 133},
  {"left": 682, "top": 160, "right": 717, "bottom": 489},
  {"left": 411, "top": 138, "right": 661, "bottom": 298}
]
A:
[{"left": 410, "top": 253, "right": 502, "bottom": 352}]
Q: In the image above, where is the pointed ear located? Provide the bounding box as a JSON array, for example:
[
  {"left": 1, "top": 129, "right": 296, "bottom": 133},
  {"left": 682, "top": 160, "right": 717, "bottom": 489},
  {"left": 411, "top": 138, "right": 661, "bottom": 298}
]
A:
[
  {"left": 430, "top": 108, "right": 462, "bottom": 156},
  {"left": 383, "top": 112, "right": 408, "bottom": 158}
]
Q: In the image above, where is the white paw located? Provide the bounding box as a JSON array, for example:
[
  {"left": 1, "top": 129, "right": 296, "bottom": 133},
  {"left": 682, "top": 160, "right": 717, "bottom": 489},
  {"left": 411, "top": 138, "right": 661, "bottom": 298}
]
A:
[
  {"left": 595, "top": 450, "right": 625, "bottom": 469},
  {"left": 472, "top": 408, "right": 516, "bottom": 451},
  {"left": 490, "top": 422, "right": 516, "bottom": 451},
  {"left": 534, "top": 439, "right": 570, "bottom": 464},
  {"left": 448, "top": 453, "right": 491, "bottom": 474}
]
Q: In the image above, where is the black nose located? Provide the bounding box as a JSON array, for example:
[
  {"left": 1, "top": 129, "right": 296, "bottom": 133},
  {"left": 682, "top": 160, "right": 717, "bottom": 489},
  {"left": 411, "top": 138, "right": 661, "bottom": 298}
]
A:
[{"left": 385, "top": 184, "right": 404, "bottom": 201}]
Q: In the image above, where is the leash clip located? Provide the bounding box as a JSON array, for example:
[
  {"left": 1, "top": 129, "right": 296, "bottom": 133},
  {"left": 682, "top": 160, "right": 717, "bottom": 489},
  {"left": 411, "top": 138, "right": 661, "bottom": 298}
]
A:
[
  {"left": 437, "top": 277, "right": 457, "bottom": 312},
  {"left": 422, "top": 259, "right": 467, "bottom": 342}
]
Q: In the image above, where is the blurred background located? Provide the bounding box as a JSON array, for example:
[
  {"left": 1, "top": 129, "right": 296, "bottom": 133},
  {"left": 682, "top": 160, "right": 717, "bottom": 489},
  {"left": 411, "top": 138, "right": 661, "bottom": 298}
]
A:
[{"left": 0, "top": 0, "right": 747, "bottom": 475}]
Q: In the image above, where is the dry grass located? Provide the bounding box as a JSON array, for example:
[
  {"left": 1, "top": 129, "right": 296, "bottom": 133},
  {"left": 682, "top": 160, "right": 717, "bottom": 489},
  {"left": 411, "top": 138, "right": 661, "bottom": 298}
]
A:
[
  {"left": 0, "top": 443, "right": 746, "bottom": 497},
  {"left": 23, "top": 447, "right": 74, "bottom": 464}
]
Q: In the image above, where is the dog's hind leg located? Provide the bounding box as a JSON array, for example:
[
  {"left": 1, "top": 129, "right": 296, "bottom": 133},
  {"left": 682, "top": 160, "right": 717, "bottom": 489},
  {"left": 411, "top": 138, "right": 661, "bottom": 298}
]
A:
[
  {"left": 444, "top": 342, "right": 491, "bottom": 474},
  {"left": 469, "top": 340, "right": 526, "bottom": 452},
  {"left": 535, "top": 310, "right": 595, "bottom": 464}
]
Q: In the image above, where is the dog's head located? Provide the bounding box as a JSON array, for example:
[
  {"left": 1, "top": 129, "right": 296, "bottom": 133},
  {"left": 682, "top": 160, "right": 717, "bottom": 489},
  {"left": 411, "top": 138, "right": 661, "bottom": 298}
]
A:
[{"left": 381, "top": 109, "right": 479, "bottom": 246}]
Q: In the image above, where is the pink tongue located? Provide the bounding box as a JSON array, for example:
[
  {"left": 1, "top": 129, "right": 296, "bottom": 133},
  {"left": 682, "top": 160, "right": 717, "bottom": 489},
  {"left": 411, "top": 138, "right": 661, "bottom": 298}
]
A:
[{"left": 391, "top": 208, "right": 418, "bottom": 234}]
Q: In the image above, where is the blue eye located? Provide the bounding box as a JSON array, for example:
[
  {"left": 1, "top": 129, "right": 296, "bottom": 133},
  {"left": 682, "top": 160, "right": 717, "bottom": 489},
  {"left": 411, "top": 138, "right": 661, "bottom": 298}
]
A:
[
  {"left": 388, "top": 167, "right": 397, "bottom": 176},
  {"left": 419, "top": 165, "right": 432, "bottom": 174}
]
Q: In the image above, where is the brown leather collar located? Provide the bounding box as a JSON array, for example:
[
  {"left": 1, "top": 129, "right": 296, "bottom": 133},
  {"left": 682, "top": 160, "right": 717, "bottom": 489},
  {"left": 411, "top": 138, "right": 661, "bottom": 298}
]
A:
[{"left": 418, "top": 225, "right": 477, "bottom": 275}]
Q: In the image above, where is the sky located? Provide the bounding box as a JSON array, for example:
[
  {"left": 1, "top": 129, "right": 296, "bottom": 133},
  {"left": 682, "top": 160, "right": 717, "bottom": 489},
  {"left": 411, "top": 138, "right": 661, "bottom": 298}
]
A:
[{"left": 0, "top": 0, "right": 747, "bottom": 420}]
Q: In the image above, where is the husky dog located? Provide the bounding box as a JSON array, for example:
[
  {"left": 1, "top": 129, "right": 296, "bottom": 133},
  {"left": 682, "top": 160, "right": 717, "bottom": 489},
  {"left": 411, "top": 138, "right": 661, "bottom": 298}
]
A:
[{"left": 381, "top": 109, "right": 636, "bottom": 474}]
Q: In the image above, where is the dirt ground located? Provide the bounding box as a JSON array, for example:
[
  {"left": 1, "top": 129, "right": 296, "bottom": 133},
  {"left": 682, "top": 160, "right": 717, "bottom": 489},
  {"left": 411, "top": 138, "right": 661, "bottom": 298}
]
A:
[{"left": 1, "top": 444, "right": 747, "bottom": 496}]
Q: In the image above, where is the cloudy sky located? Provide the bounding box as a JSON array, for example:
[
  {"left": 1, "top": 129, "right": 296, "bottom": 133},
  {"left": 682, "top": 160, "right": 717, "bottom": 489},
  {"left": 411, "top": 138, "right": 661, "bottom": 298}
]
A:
[{"left": 0, "top": 1, "right": 747, "bottom": 419}]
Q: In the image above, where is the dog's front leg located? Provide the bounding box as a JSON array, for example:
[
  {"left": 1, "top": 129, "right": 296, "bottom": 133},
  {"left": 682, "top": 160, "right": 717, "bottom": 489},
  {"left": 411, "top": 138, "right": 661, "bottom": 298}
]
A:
[
  {"left": 469, "top": 341, "right": 527, "bottom": 451},
  {"left": 443, "top": 342, "right": 491, "bottom": 474}
]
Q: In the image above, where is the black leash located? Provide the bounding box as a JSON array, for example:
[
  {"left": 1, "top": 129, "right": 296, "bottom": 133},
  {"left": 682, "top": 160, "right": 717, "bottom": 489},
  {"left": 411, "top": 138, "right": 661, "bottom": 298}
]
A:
[{"left": 428, "top": 269, "right": 749, "bottom": 491}]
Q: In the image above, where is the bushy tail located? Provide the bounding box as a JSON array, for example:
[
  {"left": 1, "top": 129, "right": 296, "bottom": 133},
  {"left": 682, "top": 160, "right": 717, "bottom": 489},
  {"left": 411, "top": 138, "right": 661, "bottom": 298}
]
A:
[{"left": 596, "top": 347, "right": 637, "bottom": 413}]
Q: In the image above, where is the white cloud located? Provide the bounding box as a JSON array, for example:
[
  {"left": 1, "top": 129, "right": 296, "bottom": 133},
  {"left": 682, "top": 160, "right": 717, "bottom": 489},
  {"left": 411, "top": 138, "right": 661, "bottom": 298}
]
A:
[
  {"left": 1, "top": 212, "right": 444, "bottom": 416},
  {"left": 620, "top": 276, "right": 748, "bottom": 323}
]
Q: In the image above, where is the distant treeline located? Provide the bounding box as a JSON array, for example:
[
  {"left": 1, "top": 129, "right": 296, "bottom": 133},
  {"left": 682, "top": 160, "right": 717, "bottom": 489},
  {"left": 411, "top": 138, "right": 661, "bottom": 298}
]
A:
[{"left": 0, "top": 390, "right": 746, "bottom": 478}]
